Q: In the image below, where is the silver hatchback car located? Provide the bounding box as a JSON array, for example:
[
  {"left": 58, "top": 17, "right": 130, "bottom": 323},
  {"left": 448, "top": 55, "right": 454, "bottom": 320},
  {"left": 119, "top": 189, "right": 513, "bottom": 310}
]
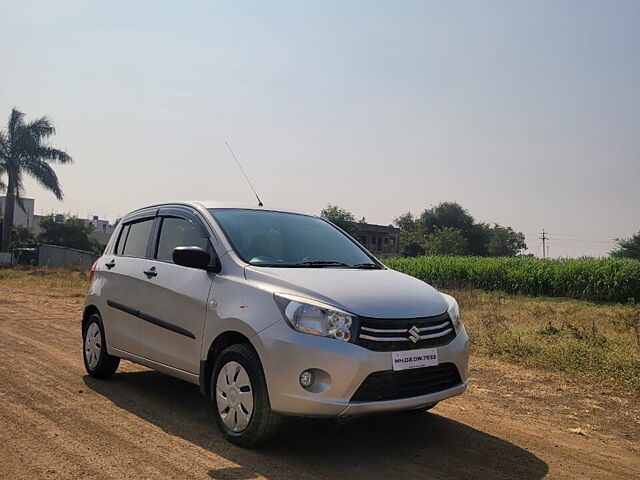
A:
[{"left": 83, "top": 201, "right": 469, "bottom": 446}]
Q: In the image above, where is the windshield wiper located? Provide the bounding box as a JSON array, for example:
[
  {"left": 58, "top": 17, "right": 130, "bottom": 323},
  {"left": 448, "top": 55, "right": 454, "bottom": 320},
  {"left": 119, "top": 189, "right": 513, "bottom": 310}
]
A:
[
  {"left": 350, "top": 263, "right": 383, "bottom": 269},
  {"left": 293, "top": 261, "right": 350, "bottom": 267}
]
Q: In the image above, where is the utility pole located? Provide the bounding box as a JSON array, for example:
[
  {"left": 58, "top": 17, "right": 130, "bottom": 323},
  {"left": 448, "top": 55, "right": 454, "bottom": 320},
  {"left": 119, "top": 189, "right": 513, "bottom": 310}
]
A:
[{"left": 539, "top": 229, "right": 548, "bottom": 258}]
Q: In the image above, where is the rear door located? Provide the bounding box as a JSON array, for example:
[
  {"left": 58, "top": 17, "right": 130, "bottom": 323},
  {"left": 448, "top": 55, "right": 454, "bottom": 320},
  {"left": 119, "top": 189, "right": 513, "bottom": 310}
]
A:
[
  {"left": 138, "top": 208, "right": 215, "bottom": 374},
  {"left": 99, "top": 212, "right": 156, "bottom": 355}
]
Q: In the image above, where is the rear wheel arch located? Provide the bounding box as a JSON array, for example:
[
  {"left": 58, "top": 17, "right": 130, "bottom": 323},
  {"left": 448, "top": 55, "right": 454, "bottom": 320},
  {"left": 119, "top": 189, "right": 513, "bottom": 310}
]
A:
[{"left": 82, "top": 305, "right": 101, "bottom": 334}]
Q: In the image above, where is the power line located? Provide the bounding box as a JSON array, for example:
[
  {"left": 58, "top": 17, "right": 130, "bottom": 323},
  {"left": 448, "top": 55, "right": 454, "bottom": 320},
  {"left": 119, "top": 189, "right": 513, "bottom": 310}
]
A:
[
  {"left": 524, "top": 231, "right": 616, "bottom": 240},
  {"left": 551, "top": 245, "right": 612, "bottom": 250},
  {"left": 546, "top": 232, "right": 616, "bottom": 239},
  {"left": 525, "top": 235, "right": 615, "bottom": 246}
]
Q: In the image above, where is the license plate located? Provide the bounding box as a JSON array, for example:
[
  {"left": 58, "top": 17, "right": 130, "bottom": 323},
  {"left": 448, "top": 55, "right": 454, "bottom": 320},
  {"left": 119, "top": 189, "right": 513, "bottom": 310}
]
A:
[{"left": 392, "top": 348, "right": 438, "bottom": 371}]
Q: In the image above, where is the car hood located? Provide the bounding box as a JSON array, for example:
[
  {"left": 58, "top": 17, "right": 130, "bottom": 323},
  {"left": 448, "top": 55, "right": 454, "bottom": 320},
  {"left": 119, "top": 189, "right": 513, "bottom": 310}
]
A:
[{"left": 244, "top": 266, "right": 448, "bottom": 318}]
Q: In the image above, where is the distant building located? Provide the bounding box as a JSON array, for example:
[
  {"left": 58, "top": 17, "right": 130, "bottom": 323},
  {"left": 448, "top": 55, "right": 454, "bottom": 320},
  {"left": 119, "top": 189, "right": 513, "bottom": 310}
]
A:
[
  {"left": 89, "top": 215, "right": 113, "bottom": 234},
  {"left": 0, "top": 196, "right": 35, "bottom": 230},
  {"left": 89, "top": 215, "right": 115, "bottom": 246},
  {"left": 355, "top": 222, "right": 400, "bottom": 256},
  {"left": 0, "top": 197, "right": 115, "bottom": 246}
]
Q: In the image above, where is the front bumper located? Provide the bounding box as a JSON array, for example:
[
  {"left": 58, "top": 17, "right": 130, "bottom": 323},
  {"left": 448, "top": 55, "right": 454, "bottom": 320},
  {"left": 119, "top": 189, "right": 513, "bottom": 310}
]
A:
[{"left": 255, "top": 321, "right": 469, "bottom": 417}]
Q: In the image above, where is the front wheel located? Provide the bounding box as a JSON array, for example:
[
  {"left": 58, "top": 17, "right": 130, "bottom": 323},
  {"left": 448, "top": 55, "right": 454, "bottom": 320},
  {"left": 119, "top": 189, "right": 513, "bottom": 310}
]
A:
[
  {"left": 212, "top": 343, "right": 281, "bottom": 447},
  {"left": 83, "top": 313, "right": 120, "bottom": 378}
]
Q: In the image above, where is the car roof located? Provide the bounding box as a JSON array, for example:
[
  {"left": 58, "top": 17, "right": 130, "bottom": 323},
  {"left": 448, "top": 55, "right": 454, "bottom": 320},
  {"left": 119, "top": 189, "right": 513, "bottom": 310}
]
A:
[{"left": 126, "top": 200, "right": 315, "bottom": 218}]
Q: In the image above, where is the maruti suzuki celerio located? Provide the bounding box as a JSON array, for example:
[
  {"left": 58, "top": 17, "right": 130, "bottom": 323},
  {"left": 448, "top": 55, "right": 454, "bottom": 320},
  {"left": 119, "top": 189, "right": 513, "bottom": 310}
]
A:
[{"left": 82, "top": 201, "right": 469, "bottom": 446}]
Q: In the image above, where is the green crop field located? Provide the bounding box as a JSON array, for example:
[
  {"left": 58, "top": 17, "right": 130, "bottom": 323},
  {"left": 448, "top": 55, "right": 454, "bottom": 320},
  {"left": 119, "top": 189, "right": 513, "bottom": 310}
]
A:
[{"left": 385, "top": 256, "right": 640, "bottom": 303}]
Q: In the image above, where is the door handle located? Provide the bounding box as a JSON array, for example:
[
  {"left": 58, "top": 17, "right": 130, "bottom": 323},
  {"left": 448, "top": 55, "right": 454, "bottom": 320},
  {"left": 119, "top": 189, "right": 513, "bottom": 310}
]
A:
[
  {"left": 143, "top": 266, "right": 158, "bottom": 278},
  {"left": 105, "top": 260, "right": 116, "bottom": 269}
]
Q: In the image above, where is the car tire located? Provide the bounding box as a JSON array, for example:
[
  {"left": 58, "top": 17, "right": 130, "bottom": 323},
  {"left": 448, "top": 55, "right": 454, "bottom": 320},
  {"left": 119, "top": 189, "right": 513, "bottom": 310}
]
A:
[
  {"left": 211, "top": 343, "right": 281, "bottom": 447},
  {"left": 83, "top": 313, "right": 120, "bottom": 378}
]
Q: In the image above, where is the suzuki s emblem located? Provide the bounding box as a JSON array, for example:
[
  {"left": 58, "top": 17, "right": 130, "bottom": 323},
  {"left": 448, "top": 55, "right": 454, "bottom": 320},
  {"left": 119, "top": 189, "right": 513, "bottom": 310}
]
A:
[{"left": 408, "top": 325, "right": 421, "bottom": 343}]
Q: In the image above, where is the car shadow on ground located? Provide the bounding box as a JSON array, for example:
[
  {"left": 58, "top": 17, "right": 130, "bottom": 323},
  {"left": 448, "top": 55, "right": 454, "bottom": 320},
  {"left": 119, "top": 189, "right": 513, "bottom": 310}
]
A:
[{"left": 84, "top": 370, "right": 548, "bottom": 480}]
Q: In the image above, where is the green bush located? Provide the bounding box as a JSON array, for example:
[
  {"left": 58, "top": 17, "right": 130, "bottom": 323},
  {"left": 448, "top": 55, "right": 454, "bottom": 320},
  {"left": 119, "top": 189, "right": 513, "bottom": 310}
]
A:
[{"left": 385, "top": 256, "right": 640, "bottom": 303}]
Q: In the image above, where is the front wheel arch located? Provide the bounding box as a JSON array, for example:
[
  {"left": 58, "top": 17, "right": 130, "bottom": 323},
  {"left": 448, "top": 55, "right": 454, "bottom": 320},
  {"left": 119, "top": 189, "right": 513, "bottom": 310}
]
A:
[
  {"left": 200, "top": 331, "right": 256, "bottom": 397},
  {"left": 211, "top": 343, "right": 281, "bottom": 446}
]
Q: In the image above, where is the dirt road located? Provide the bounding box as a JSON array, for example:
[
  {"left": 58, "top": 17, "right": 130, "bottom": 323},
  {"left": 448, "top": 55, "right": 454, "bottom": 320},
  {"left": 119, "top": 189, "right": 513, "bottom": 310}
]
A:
[{"left": 1, "top": 287, "right": 639, "bottom": 480}]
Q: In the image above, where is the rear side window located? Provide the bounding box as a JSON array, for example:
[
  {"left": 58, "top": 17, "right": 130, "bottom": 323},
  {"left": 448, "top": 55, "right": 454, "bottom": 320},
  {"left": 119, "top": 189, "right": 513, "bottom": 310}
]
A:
[
  {"left": 115, "top": 224, "right": 130, "bottom": 255},
  {"left": 156, "top": 217, "right": 208, "bottom": 262},
  {"left": 121, "top": 219, "right": 154, "bottom": 258}
]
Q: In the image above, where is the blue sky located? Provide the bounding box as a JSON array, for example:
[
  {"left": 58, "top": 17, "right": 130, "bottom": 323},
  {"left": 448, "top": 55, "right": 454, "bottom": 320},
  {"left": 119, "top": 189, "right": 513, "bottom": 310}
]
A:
[{"left": 1, "top": 0, "right": 639, "bottom": 256}]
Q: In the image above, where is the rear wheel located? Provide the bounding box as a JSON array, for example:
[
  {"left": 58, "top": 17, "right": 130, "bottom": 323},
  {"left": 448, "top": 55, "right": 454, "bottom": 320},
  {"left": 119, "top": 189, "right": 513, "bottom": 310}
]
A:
[
  {"left": 211, "top": 343, "right": 281, "bottom": 447},
  {"left": 83, "top": 313, "right": 120, "bottom": 378}
]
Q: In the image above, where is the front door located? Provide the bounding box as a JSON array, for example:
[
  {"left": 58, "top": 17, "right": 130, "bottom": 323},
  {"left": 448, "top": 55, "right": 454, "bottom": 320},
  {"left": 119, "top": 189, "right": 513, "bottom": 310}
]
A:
[{"left": 138, "top": 215, "right": 214, "bottom": 374}]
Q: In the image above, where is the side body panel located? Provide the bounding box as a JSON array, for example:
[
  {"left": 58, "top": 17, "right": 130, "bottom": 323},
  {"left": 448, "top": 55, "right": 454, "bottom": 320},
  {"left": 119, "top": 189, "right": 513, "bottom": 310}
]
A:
[{"left": 200, "top": 253, "right": 281, "bottom": 353}]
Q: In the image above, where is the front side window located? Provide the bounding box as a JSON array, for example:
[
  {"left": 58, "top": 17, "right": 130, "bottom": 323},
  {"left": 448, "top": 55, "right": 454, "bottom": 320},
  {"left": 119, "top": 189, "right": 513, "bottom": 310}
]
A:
[
  {"left": 210, "top": 209, "right": 378, "bottom": 268},
  {"left": 155, "top": 217, "right": 208, "bottom": 262},
  {"left": 121, "top": 219, "right": 154, "bottom": 258}
]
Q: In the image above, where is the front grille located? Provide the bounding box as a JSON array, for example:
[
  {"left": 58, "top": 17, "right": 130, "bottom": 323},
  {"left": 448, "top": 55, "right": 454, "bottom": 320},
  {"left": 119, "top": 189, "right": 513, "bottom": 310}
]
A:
[
  {"left": 351, "top": 363, "right": 462, "bottom": 402},
  {"left": 354, "top": 312, "right": 456, "bottom": 352}
]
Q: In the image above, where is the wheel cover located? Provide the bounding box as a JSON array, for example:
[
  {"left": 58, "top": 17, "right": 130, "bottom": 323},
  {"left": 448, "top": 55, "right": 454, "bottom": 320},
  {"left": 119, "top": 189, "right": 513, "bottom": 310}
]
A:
[
  {"left": 215, "top": 361, "right": 254, "bottom": 433},
  {"left": 84, "top": 323, "right": 102, "bottom": 369}
]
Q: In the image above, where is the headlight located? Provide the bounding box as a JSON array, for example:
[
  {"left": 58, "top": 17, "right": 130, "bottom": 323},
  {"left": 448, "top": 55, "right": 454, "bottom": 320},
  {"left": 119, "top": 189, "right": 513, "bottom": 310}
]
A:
[
  {"left": 441, "top": 293, "right": 462, "bottom": 333},
  {"left": 274, "top": 293, "right": 354, "bottom": 341}
]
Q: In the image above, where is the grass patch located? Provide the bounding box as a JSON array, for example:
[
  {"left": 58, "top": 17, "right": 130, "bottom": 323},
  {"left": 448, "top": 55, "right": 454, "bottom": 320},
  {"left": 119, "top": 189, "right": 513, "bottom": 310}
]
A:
[
  {"left": 449, "top": 288, "right": 640, "bottom": 392},
  {"left": 0, "top": 265, "right": 88, "bottom": 298}
]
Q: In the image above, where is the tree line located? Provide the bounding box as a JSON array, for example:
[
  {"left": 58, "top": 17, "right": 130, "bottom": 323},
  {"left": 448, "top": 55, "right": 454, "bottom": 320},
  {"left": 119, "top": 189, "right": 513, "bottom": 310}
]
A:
[
  {"left": 322, "top": 201, "right": 528, "bottom": 257},
  {"left": 0, "top": 215, "right": 103, "bottom": 253},
  {"left": 394, "top": 202, "right": 527, "bottom": 257},
  {"left": 322, "top": 202, "right": 640, "bottom": 260},
  {"left": 611, "top": 233, "right": 640, "bottom": 260}
]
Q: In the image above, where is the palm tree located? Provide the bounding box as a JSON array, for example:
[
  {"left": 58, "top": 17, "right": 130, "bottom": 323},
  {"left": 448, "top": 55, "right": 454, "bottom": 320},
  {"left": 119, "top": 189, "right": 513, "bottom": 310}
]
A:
[{"left": 0, "top": 108, "right": 73, "bottom": 251}]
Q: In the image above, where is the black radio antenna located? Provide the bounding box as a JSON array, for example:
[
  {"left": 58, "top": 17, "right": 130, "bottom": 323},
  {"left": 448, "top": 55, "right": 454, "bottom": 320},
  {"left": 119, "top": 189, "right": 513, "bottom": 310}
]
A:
[{"left": 225, "top": 141, "right": 263, "bottom": 207}]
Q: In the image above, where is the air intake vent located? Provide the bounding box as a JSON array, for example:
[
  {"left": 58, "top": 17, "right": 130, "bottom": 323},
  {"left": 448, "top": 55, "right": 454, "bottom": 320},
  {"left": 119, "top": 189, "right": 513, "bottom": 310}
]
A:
[{"left": 351, "top": 363, "right": 462, "bottom": 402}]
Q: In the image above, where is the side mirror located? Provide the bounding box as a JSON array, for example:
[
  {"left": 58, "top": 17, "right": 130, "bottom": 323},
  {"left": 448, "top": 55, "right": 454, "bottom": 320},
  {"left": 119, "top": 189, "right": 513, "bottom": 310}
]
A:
[{"left": 172, "top": 246, "right": 218, "bottom": 271}]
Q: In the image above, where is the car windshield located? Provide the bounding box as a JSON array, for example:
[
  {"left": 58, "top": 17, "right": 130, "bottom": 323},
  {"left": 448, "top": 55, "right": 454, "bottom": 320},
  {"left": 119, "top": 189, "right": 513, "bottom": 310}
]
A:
[{"left": 209, "top": 209, "right": 379, "bottom": 268}]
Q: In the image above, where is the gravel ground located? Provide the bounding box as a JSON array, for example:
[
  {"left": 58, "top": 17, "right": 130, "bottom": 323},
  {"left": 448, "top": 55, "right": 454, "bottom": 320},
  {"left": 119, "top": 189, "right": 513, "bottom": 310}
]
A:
[{"left": 0, "top": 287, "right": 639, "bottom": 480}]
